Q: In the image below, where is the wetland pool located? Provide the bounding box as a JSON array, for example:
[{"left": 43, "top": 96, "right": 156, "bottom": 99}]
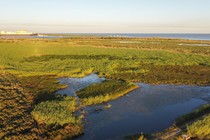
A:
[{"left": 57, "top": 74, "right": 210, "bottom": 140}]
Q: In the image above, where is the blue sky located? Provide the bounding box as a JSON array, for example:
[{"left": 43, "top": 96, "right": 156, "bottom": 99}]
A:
[{"left": 0, "top": 0, "right": 210, "bottom": 33}]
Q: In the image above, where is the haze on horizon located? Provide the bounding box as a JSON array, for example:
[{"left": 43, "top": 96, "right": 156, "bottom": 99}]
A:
[{"left": 0, "top": 0, "right": 210, "bottom": 33}]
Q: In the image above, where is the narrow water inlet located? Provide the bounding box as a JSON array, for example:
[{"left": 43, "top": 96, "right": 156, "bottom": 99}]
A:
[{"left": 57, "top": 73, "right": 105, "bottom": 97}]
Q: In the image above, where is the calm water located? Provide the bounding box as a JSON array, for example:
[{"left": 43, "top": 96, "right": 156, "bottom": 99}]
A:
[
  {"left": 74, "top": 33, "right": 210, "bottom": 41},
  {"left": 77, "top": 84, "right": 210, "bottom": 140},
  {"left": 58, "top": 74, "right": 210, "bottom": 140},
  {"left": 58, "top": 73, "right": 105, "bottom": 97},
  {"left": 1, "top": 34, "right": 210, "bottom": 41}
]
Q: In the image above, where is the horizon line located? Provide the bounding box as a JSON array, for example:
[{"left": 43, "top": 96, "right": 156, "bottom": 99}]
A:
[{"left": 38, "top": 32, "right": 210, "bottom": 34}]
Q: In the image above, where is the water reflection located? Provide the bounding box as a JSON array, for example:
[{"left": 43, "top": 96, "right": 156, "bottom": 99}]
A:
[
  {"left": 57, "top": 75, "right": 210, "bottom": 140},
  {"left": 58, "top": 73, "right": 105, "bottom": 96},
  {"left": 79, "top": 83, "right": 210, "bottom": 140}
]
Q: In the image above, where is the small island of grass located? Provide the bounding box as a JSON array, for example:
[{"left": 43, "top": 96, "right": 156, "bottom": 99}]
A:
[{"left": 77, "top": 80, "right": 138, "bottom": 106}]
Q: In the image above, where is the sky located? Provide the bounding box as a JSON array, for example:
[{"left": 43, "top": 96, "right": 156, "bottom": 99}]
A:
[{"left": 0, "top": 0, "right": 210, "bottom": 33}]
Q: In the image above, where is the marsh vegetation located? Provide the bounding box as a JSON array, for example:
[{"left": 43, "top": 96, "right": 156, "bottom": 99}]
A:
[
  {"left": 0, "top": 37, "right": 210, "bottom": 85},
  {"left": 77, "top": 80, "right": 138, "bottom": 106},
  {"left": 0, "top": 37, "right": 210, "bottom": 139}
]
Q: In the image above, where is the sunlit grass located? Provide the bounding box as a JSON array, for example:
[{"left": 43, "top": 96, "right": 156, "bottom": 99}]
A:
[
  {"left": 77, "top": 80, "right": 138, "bottom": 106},
  {"left": 0, "top": 38, "right": 209, "bottom": 85},
  {"left": 187, "top": 114, "right": 210, "bottom": 139},
  {"left": 32, "top": 97, "right": 82, "bottom": 126},
  {"left": 0, "top": 37, "right": 210, "bottom": 139}
]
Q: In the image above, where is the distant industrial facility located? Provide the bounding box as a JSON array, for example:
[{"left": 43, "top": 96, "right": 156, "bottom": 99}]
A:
[{"left": 0, "top": 30, "right": 37, "bottom": 36}]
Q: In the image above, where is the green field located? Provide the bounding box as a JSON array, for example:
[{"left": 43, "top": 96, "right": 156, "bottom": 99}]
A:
[
  {"left": 0, "top": 37, "right": 210, "bottom": 84},
  {"left": 0, "top": 37, "right": 210, "bottom": 139}
]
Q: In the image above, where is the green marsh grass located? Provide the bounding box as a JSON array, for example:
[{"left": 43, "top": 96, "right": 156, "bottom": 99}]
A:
[
  {"left": 187, "top": 114, "right": 210, "bottom": 139},
  {"left": 1, "top": 37, "right": 210, "bottom": 139},
  {"left": 77, "top": 80, "right": 138, "bottom": 106},
  {"left": 32, "top": 97, "right": 82, "bottom": 126},
  {"left": 0, "top": 38, "right": 209, "bottom": 84}
]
